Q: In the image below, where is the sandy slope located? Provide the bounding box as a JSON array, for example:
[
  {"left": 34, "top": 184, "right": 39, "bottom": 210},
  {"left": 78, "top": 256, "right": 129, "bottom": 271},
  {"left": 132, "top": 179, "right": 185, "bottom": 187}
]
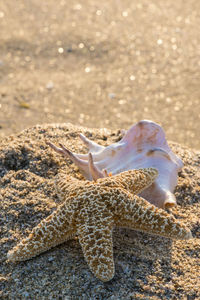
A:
[{"left": 0, "top": 123, "right": 199, "bottom": 299}]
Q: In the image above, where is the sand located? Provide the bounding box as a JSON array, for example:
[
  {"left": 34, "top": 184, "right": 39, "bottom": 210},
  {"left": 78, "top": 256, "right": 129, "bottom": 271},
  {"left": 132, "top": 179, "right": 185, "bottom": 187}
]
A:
[
  {"left": 0, "top": 0, "right": 200, "bottom": 297},
  {"left": 0, "top": 123, "right": 199, "bottom": 299},
  {"left": 0, "top": 0, "right": 200, "bottom": 150}
]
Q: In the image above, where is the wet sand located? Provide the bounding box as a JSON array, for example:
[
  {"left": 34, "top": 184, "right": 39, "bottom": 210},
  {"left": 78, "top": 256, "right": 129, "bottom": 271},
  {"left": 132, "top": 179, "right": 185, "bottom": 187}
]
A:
[{"left": 0, "top": 0, "right": 200, "bottom": 149}]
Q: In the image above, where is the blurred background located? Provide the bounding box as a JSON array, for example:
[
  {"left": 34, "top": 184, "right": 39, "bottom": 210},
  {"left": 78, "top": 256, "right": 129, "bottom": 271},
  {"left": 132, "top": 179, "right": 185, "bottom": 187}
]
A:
[{"left": 0, "top": 0, "right": 200, "bottom": 149}]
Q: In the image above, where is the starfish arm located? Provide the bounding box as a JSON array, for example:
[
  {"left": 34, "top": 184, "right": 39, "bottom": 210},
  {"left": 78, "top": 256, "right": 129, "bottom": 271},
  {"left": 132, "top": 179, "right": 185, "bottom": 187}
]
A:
[
  {"left": 55, "top": 174, "right": 95, "bottom": 204},
  {"left": 7, "top": 201, "right": 76, "bottom": 262},
  {"left": 77, "top": 214, "right": 115, "bottom": 282},
  {"left": 118, "top": 168, "right": 158, "bottom": 194},
  {"left": 99, "top": 168, "right": 158, "bottom": 195},
  {"left": 55, "top": 173, "right": 87, "bottom": 201},
  {"left": 112, "top": 191, "right": 192, "bottom": 240}
]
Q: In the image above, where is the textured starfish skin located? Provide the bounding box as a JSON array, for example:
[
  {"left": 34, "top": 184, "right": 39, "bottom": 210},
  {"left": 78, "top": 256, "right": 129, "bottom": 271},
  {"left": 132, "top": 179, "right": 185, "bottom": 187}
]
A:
[{"left": 7, "top": 168, "right": 192, "bottom": 282}]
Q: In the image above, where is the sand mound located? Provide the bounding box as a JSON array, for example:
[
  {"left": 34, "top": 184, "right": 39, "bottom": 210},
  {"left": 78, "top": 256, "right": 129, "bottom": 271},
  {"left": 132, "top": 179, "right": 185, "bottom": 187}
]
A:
[{"left": 0, "top": 123, "right": 199, "bottom": 299}]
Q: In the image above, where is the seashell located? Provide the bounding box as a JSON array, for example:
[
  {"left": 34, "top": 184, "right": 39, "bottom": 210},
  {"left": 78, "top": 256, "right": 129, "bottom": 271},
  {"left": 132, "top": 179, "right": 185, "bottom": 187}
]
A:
[{"left": 47, "top": 120, "right": 183, "bottom": 209}]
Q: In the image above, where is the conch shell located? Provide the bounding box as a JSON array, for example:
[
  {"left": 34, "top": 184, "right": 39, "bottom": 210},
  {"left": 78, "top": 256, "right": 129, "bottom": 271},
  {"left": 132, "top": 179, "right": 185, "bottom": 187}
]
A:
[{"left": 47, "top": 120, "right": 183, "bottom": 209}]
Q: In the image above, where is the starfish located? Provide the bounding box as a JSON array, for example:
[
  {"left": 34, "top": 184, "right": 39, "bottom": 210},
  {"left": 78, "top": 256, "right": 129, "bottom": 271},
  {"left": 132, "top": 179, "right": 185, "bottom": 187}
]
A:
[{"left": 7, "top": 167, "right": 192, "bottom": 282}]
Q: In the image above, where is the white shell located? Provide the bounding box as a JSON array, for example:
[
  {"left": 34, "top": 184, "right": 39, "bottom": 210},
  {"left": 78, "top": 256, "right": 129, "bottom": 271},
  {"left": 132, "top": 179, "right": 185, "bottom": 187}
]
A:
[{"left": 48, "top": 120, "right": 183, "bottom": 209}]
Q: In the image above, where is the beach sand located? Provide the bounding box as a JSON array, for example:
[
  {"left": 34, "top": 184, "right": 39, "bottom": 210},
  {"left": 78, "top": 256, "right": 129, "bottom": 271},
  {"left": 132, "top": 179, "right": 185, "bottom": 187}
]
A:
[
  {"left": 0, "top": 123, "right": 199, "bottom": 299},
  {"left": 0, "top": 0, "right": 200, "bottom": 298},
  {"left": 0, "top": 0, "right": 200, "bottom": 150}
]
